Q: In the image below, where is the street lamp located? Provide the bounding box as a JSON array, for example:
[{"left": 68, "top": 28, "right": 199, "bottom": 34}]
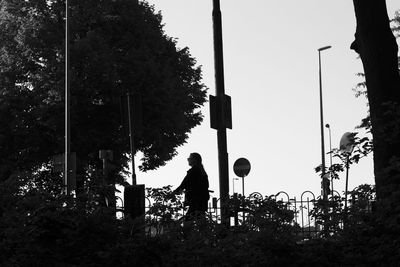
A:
[
  {"left": 318, "top": 45, "right": 332, "bottom": 200},
  {"left": 326, "top": 123, "right": 333, "bottom": 194}
]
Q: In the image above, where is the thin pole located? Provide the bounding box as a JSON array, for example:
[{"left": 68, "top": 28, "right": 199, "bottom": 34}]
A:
[
  {"left": 344, "top": 156, "right": 350, "bottom": 227},
  {"left": 318, "top": 50, "right": 326, "bottom": 198},
  {"left": 327, "top": 125, "right": 333, "bottom": 194},
  {"left": 344, "top": 156, "right": 350, "bottom": 210},
  {"left": 127, "top": 93, "right": 137, "bottom": 185},
  {"left": 65, "top": 0, "right": 71, "bottom": 195},
  {"left": 318, "top": 46, "right": 332, "bottom": 199},
  {"left": 318, "top": 45, "right": 331, "bottom": 232},
  {"left": 241, "top": 176, "right": 244, "bottom": 197},
  {"left": 242, "top": 175, "right": 245, "bottom": 222},
  {"left": 212, "top": 0, "right": 229, "bottom": 226}
]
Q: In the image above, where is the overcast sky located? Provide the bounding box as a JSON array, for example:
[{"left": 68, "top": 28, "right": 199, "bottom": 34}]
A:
[{"left": 135, "top": 0, "right": 400, "bottom": 199}]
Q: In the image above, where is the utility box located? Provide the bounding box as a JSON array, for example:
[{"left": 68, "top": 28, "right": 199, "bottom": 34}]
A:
[
  {"left": 210, "top": 94, "right": 232, "bottom": 130},
  {"left": 124, "top": 185, "right": 145, "bottom": 219}
]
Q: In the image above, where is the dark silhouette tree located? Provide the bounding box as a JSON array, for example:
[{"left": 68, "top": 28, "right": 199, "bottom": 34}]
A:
[
  {"left": 353, "top": 10, "right": 400, "bottom": 130},
  {"left": 0, "top": 0, "right": 207, "bottom": 183},
  {"left": 351, "top": 1, "right": 400, "bottom": 209}
]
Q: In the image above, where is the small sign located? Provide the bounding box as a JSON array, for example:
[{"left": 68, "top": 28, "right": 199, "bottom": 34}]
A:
[
  {"left": 233, "top": 158, "right": 251, "bottom": 178},
  {"left": 209, "top": 94, "right": 232, "bottom": 130}
]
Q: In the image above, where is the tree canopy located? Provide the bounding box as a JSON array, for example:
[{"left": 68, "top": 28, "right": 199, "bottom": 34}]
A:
[{"left": 0, "top": 0, "right": 207, "bottom": 182}]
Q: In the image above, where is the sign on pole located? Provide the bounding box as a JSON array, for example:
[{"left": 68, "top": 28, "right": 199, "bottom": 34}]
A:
[
  {"left": 210, "top": 94, "right": 232, "bottom": 130},
  {"left": 233, "top": 158, "right": 251, "bottom": 178}
]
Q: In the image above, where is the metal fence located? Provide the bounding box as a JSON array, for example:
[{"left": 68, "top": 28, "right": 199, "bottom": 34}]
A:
[
  {"left": 206, "top": 191, "right": 322, "bottom": 238},
  {"left": 117, "top": 189, "right": 374, "bottom": 238},
  {"left": 274, "top": 191, "right": 320, "bottom": 238}
]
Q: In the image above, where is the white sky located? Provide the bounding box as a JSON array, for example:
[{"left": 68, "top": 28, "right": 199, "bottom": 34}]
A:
[{"left": 134, "top": 0, "right": 400, "bottom": 199}]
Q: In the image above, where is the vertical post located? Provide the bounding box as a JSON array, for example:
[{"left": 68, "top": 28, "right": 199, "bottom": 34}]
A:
[
  {"left": 317, "top": 45, "right": 331, "bottom": 200},
  {"left": 241, "top": 175, "right": 245, "bottom": 222},
  {"left": 212, "top": 0, "right": 230, "bottom": 226},
  {"left": 124, "top": 184, "right": 145, "bottom": 222},
  {"left": 65, "top": 0, "right": 71, "bottom": 195},
  {"left": 326, "top": 124, "right": 334, "bottom": 195},
  {"left": 344, "top": 156, "right": 350, "bottom": 214},
  {"left": 127, "top": 93, "right": 137, "bottom": 185},
  {"left": 318, "top": 50, "right": 326, "bottom": 200},
  {"left": 318, "top": 46, "right": 331, "bottom": 233},
  {"left": 241, "top": 176, "right": 244, "bottom": 197}
]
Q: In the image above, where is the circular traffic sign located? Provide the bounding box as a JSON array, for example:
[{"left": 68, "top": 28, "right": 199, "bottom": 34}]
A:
[{"left": 233, "top": 158, "right": 251, "bottom": 178}]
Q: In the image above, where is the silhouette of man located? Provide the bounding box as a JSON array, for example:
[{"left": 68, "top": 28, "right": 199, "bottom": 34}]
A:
[{"left": 174, "top": 152, "right": 209, "bottom": 221}]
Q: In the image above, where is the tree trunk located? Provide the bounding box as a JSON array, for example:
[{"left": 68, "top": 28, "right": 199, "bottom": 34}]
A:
[{"left": 351, "top": 0, "right": 400, "bottom": 204}]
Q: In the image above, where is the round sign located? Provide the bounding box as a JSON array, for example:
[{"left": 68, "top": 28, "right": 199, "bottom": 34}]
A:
[{"left": 233, "top": 158, "right": 251, "bottom": 177}]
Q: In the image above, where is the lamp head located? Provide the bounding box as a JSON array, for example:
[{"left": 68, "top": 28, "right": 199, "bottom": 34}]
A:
[
  {"left": 325, "top": 124, "right": 330, "bottom": 128},
  {"left": 318, "top": 45, "right": 332, "bottom": 51}
]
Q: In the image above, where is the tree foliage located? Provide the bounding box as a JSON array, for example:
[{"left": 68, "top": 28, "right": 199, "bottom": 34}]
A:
[
  {"left": 0, "top": 0, "right": 207, "bottom": 183},
  {"left": 2, "top": 178, "right": 399, "bottom": 266}
]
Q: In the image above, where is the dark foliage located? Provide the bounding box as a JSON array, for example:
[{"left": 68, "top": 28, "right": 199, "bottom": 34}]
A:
[
  {"left": 0, "top": 0, "right": 207, "bottom": 184},
  {"left": 2, "top": 179, "right": 399, "bottom": 266}
]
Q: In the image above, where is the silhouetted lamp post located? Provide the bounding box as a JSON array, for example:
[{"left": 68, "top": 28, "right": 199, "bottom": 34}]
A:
[{"left": 318, "top": 45, "right": 331, "bottom": 200}]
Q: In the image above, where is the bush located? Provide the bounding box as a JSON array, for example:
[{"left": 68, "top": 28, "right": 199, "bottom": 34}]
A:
[{"left": 1, "top": 178, "right": 399, "bottom": 266}]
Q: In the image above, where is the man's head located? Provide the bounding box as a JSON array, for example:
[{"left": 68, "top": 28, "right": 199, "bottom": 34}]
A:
[{"left": 188, "top": 152, "right": 202, "bottom": 167}]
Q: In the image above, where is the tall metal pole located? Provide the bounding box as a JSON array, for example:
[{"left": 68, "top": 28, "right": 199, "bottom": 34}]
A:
[
  {"left": 212, "top": 0, "right": 230, "bottom": 225},
  {"left": 318, "top": 51, "right": 326, "bottom": 183},
  {"left": 343, "top": 155, "right": 350, "bottom": 228},
  {"left": 130, "top": 0, "right": 139, "bottom": 184},
  {"left": 326, "top": 124, "right": 333, "bottom": 195},
  {"left": 241, "top": 176, "right": 244, "bottom": 197},
  {"left": 127, "top": 94, "right": 137, "bottom": 185},
  {"left": 65, "top": 0, "right": 71, "bottom": 195},
  {"left": 344, "top": 156, "right": 350, "bottom": 210},
  {"left": 318, "top": 45, "right": 331, "bottom": 200}
]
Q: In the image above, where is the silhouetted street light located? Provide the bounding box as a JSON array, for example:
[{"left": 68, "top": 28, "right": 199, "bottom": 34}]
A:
[{"left": 318, "top": 45, "right": 332, "bottom": 200}]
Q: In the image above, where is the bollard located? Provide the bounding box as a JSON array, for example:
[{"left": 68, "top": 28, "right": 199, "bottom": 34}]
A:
[{"left": 124, "top": 185, "right": 145, "bottom": 219}]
